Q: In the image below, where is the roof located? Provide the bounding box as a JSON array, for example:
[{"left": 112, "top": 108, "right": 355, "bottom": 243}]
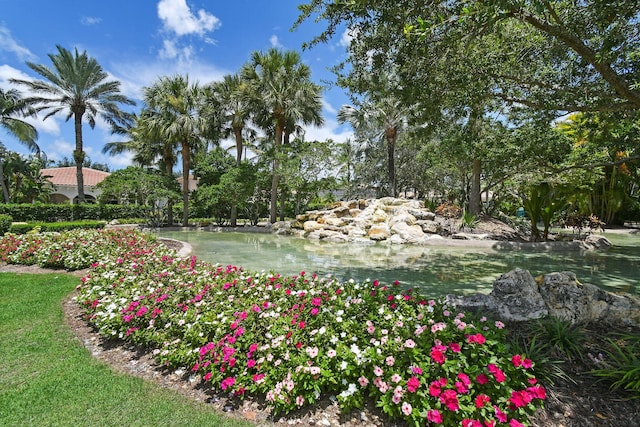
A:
[{"left": 41, "top": 167, "right": 111, "bottom": 187}]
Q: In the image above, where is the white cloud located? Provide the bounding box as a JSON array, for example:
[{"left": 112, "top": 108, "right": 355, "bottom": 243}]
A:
[
  {"left": 322, "top": 99, "right": 338, "bottom": 115},
  {"left": 338, "top": 27, "right": 356, "bottom": 48},
  {"left": 269, "top": 35, "right": 282, "bottom": 48},
  {"left": 0, "top": 24, "right": 36, "bottom": 62},
  {"left": 81, "top": 16, "right": 102, "bottom": 26},
  {"left": 303, "top": 118, "right": 353, "bottom": 143},
  {"left": 109, "top": 57, "right": 229, "bottom": 101},
  {"left": 157, "top": 0, "right": 221, "bottom": 37}
]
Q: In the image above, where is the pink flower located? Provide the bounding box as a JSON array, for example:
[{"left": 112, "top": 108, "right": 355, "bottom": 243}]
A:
[
  {"left": 401, "top": 402, "right": 412, "bottom": 416},
  {"left": 327, "top": 349, "right": 337, "bottom": 358},
  {"left": 467, "top": 333, "right": 486, "bottom": 345},
  {"left": 247, "top": 359, "right": 256, "bottom": 368},
  {"left": 392, "top": 393, "right": 402, "bottom": 404},
  {"left": 411, "top": 366, "right": 423, "bottom": 375},
  {"left": 509, "top": 419, "right": 525, "bottom": 427},
  {"left": 358, "top": 376, "right": 369, "bottom": 387},
  {"left": 429, "top": 381, "right": 442, "bottom": 397},
  {"left": 310, "top": 308, "right": 319, "bottom": 315},
  {"left": 386, "top": 356, "right": 395, "bottom": 366},
  {"left": 462, "top": 420, "right": 483, "bottom": 427},
  {"left": 430, "top": 348, "right": 446, "bottom": 364},
  {"left": 391, "top": 374, "right": 402, "bottom": 383},
  {"left": 296, "top": 395, "right": 305, "bottom": 406},
  {"left": 407, "top": 376, "right": 420, "bottom": 392},
  {"left": 512, "top": 354, "right": 523, "bottom": 367},
  {"left": 475, "top": 394, "right": 491, "bottom": 408},
  {"left": 426, "top": 409, "right": 443, "bottom": 424},
  {"left": 509, "top": 390, "right": 533, "bottom": 408},
  {"left": 527, "top": 385, "right": 547, "bottom": 400},
  {"left": 522, "top": 358, "right": 533, "bottom": 369},
  {"left": 449, "top": 342, "right": 461, "bottom": 353},
  {"left": 311, "top": 297, "right": 322, "bottom": 306},
  {"left": 487, "top": 364, "right": 506, "bottom": 383},
  {"left": 203, "top": 372, "right": 212, "bottom": 381},
  {"left": 252, "top": 373, "right": 265, "bottom": 383},
  {"left": 374, "top": 366, "right": 384, "bottom": 376},
  {"left": 440, "top": 389, "right": 459, "bottom": 411},
  {"left": 404, "top": 339, "right": 416, "bottom": 349},
  {"left": 476, "top": 373, "right": 489, "bottom": 385},
  {"left": 494, "top": 405, "right": 507, "bottom": 422},
  {"left": 495, "top": 320, "right": 505, "bottom": 329}
]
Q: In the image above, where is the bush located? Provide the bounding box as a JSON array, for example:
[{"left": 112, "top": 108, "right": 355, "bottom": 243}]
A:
[
  {"left": 9, "top": 220, "right": 105, "bottom": 234},
  {"left": 0, "top": 214, "right": 12, "bottom": 235},
  {"left": 0, "top": 203, "right": 148, "bottom": 223}
]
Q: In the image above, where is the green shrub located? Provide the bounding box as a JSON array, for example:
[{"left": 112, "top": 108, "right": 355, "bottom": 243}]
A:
[
  {"left": 591, "top": 333, "right": 640, "bottom": 396},
  {"left": 533, "top": 317, "right": 586, "bottom": 362},
  {"left": 0, "top": 214, "right": 12, "bottom": 235},
  {"left": 9, "top": 220, "right": 105, "bottom": 234}
]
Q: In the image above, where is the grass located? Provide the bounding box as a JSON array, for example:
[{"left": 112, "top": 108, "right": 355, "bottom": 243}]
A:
[{"left": 0, "top": 272, "right": 254, "bottom": 427}]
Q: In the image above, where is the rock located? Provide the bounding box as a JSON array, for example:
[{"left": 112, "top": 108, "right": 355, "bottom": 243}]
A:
[
  {"left": 582, "top": 234, "right": 613, "bottom": 250},
  {"left": 271, "top": 221, "right": 292, "bottom": 235},
  {"left": 390, "top": 222, "right": 425, "bottom": 243},
  {"left": 303, "top": 221, "right": 324, "bottom": 233},
  {"left": 418, "top": 220, "right": 441, "bottom": 234},
  {"left": 490, "top": 269, "right": 548, "bottom": 321},
  {"left": 389, "top": 212, "right": 417, "bottom": 227},
  {"left": 447, "top": 268, "right": 640, "bottom": 327},
  {"left": 368, "top": 225, "right": 390, "bottom": 241}
]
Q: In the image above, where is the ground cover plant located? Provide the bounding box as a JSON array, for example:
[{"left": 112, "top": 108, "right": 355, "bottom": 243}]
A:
[
  {"left": 0, "top": 228, "right": 547, "bottom": 426},
  {"left": 0, "top": 272, "right": 253, "bottom": 427}
]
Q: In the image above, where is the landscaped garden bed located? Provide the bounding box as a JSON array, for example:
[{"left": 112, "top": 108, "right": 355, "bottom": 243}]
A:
[{"left": 2, "top": 228, "right": 639, "bottom": 426}]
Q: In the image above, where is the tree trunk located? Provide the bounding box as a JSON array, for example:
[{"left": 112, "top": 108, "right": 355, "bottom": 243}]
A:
[
  {"left": 181, "top": 143, "right": 190, "bottom": 226},
  {"left": 230, "top": 126, "right": 243, "bottom": 227},
  {"left": 165, "top": 162, "right": 174, "bottom": 226},
  {"left": 0, "top": 160, "right": 9, "bottom": 203},
  {"left": 73, "top": 113, "right": 85, "bottom": 204},
  {"left": 269, "top": 123, "right": 284, "bottom": 223},
  {"left": 469, "top": 158, "right": 482, "bottom": 215},
  {"left": 385, "top": 127, "right": 397, "bottom": 197}
]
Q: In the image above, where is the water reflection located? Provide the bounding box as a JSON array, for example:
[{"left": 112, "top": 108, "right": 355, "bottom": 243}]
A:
[{"left": 157, "top": 230, "right": 640, "bottom": 297}]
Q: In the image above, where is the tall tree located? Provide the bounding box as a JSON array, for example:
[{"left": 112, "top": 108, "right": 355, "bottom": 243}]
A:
[
  {"left": 241, "top": 48, "right": 323, "bottom": 223},
  {"left": 338, "top": 92, "right": 407, "bottom": 197},
  {"left": 143, "top": 75, "right": 209, "bottom": 226},
  {"left": 0, "top": 88, "right": 39, "bottom": 203},
  {"left": 11, "top": 45, "right": 134, "bottom": 203},
  {"left": 208, "top": 73, "right": 255, "bottom": 226}
]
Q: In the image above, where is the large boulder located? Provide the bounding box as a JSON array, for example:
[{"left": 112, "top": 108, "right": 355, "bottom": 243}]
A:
[{"left": 446, "top": 268, "right": 640, "bottom": 326}]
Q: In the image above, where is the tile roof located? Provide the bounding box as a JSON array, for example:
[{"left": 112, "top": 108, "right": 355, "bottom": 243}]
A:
[{"left": 41, "top": 167, "right": 111, "bottom": 187}]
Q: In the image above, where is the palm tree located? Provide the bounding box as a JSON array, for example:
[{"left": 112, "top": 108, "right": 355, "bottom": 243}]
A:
[
  {"left": 241, "top": 48, "right": 323, "bottom": 223},
  {"left": 208, "top": 73, "right": 256, "bottom": 226},
  {"left": 337, "top": 94, "right": 407, "bottom": 198},
  {"left": 143, "top": 75, "right": 209, "bottom": 226},
  {"left": 0, "top": 88, "right": 39, "bottom": 203},
  {"left": 104, "top": 110, "right": 181, "bottom": 225},
  {"left": 11, "top": 45, "right": 135, "bottom": 203}
]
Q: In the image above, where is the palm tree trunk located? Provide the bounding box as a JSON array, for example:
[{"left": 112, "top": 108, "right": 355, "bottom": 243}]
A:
[
  {"left": 74, "top": 113, "right": 85, "bottom": 204},
  {"left": 230, "top": 127, "right": 243, "bottom": 227},
  {"left": 165, "top": 162, "right": 174, "bottom": 226},
  {"left": 269, "top": 124, "right": 283, "bottom": 223},
  {"left": 181, "top": 143, "right": 190, "bottom": 227}
]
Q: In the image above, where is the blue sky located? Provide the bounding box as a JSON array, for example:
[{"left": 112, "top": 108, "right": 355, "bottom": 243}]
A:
[{"left": 0, "top": 0, "right": 353, "bottom": 169}]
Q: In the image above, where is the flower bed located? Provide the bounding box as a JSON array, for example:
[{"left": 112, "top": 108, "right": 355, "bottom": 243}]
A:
[{"left": 0, "top": 229, "right": 545, "bottom": 426}]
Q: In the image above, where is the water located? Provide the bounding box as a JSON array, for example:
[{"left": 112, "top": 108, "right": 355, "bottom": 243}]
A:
[{"left": 157, "top": 230, "right": 640, "bottom": 297}]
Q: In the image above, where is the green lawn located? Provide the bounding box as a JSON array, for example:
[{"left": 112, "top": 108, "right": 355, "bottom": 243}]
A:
[{"left": 0, "top": 272, "right": 254, "bottom": 427}]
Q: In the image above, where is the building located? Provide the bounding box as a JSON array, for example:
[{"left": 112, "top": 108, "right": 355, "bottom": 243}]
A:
[{"left": 41, "top": 167, "right": 110, "bottom": 204}]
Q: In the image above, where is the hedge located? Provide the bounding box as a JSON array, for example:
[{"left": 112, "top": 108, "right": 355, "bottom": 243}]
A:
[
  {"left": 0, "top": 204, "right": 147, "bottom": 222},
  {"left": 8, "top": 220, "right": 106, "bottom": 234}
]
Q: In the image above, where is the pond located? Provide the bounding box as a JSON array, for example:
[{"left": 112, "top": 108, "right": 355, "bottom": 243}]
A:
[{"left": 157, "top": 230, "right": 640, "bottom": 297}]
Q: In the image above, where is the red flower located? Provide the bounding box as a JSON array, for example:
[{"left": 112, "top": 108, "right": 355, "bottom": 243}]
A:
[
  {"left": 474, "top": 394, "right": 491, "bottom": 408},
  {"left": 426, "top": 409, "right": 443, "bottom": 424},
  {"left": 439, "top": 389, "right": 459, "bottom": 411},
  {"left": 430, "top": 348, "right": 446, "bottom": 364},
  {"left": 407, "top": 376, "right": 420, "bottom": 392},
  {"left": 467, "top": 333, "right": 486, "bottom": 345},
  {"left": 475, "top": 373, "right": 489, "bottom": 385},
  {"left": 512, "top": 354, "right": 522, "bottom": 367},
  {"left": 526, "top": 385, "right": 547, "bottom": 400},
  {"left": 508, "top": 390, "right": 532, "bottom": 408}
]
